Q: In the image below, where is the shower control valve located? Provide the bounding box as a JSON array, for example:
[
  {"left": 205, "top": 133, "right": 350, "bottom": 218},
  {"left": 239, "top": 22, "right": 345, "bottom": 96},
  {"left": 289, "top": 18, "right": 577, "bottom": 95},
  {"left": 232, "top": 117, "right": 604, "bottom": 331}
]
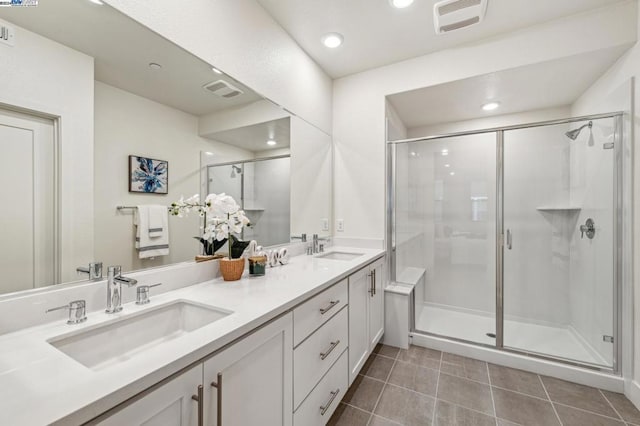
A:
[{"left": 580, "top": 218, "right": 596, "bottom": 240}]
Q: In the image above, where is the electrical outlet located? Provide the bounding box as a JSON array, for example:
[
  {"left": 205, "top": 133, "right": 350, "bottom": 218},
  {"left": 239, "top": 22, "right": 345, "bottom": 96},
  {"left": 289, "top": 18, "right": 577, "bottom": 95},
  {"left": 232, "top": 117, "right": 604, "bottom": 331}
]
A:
[
  {"left": 321, "top": 218, "right": 329, "bottom": 232},
  {"left": 0, "top": 24, "right": 16, "bottom": 47},
  {"left": 337, "top": 219, "right": 344, "bottom": 232}
]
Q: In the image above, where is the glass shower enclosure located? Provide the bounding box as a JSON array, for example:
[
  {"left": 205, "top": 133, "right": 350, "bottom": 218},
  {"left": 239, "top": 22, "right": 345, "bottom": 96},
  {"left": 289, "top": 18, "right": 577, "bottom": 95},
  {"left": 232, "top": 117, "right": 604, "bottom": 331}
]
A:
[{"left": 389, "top": 113, "right": 622, "bottom": 371}]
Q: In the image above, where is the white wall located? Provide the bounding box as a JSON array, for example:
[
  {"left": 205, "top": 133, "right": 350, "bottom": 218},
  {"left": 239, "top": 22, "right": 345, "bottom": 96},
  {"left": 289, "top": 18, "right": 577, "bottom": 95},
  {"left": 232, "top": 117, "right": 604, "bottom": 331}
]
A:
[
  {"left": 0, "top": 19, "right": 94, "bottom": 284},
  {"left": 105, "top": 0, "right": 333, "bottom": 135},
  {"left": 94, "top": 81, "right": 253, "bottom": 272},
  {"left": 333, "top": 0, "right": 636, "bottom": 241}
]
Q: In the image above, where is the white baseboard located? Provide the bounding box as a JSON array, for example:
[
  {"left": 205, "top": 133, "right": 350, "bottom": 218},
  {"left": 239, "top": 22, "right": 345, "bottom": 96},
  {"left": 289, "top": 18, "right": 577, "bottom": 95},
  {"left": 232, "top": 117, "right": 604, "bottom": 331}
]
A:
[{"left": 625, "top": 379, "right": 640, "bottom": 410}]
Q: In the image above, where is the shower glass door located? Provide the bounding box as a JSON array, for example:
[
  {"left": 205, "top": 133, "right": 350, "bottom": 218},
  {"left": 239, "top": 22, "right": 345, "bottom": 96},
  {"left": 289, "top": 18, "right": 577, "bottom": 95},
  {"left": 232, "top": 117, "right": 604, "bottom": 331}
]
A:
[
  {"left": 502, "top": 117, "right": 617, "bottom": 368},
  {"left": 396, "top": 133, "right": 497, "bottom": 345}
]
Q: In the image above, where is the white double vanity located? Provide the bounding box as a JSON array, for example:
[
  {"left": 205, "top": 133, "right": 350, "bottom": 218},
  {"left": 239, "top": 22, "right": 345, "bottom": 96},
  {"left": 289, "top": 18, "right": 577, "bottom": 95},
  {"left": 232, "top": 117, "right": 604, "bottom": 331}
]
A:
[{"left": 0, "top": 248, "right": 386, "bottom": 425}]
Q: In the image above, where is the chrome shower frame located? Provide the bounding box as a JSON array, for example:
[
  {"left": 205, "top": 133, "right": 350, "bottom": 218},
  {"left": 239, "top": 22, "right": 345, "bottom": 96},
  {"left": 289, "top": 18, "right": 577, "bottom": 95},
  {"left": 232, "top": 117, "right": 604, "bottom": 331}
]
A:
[{"left": 386, "top": 111, "right": 625, "bottom": 375}]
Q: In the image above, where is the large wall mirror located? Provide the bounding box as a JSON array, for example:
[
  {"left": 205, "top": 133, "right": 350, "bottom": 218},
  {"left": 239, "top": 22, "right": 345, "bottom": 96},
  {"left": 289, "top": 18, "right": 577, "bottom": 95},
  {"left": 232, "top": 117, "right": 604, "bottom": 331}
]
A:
[{"left": 0, "top": 0, "right": 332, "bottom": 297}]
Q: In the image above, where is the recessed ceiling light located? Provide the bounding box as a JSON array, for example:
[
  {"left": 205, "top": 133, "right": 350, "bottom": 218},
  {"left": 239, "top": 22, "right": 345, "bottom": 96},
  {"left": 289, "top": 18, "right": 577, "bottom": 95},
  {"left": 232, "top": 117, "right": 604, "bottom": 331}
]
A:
[
  {"left": 444, "top": 164, "right": 450, "bottom": 168},
  {"left": 321, "top": 33, "right": 344, "bottom": 48},
  {"left": 482, "top": 102, "right": 500, "bottom": 111},
  {"left": 390, "top": 0, "right": 414, "bottom": 8},
  {"left": 88, "top": 0, "right": 104, "bottom": 4},
  {"left": 450, "top": 172, "right": 455, "bottom": 176},
  {"left": 441, "top": 149, "right": 449, "bottom": 156},
  {"left": 267, "top": 140, "right": 277, "bottom": 146},
  {"left": 148, "top": 62, "right": 162, "bottom": 70},
  {"left": 211, "top": 67, "right": 223, "bottom": 75}
]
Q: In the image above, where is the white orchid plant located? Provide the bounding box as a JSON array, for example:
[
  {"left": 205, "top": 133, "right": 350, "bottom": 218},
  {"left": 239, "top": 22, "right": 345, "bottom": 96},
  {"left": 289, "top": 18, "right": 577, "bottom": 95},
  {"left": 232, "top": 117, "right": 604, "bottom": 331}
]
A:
[{"left": 170, "top": 193, "right": 250, "bottom": 259}]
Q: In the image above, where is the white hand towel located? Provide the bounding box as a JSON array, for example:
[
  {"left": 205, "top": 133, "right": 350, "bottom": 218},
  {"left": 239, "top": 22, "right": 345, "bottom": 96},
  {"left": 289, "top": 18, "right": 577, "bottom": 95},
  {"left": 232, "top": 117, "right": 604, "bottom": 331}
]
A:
[
  {"left": 134, "top": 205, "right": 170, "bottom": 259},
  {"left": 148, "top": 205, "right": 166, "bottom": 238}
]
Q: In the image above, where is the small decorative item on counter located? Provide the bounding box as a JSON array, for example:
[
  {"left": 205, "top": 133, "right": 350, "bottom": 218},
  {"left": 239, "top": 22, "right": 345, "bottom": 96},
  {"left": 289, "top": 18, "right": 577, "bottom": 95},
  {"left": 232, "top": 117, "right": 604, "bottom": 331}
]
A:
[
  {"left": 248, "top": 255, "right": 267, "bottom": 276},
  {"left": 170, "top": 193, "right": 250, "bottom": 281},
  {"left": 278, "top": 247, "right": 290, "bottom": 265}
]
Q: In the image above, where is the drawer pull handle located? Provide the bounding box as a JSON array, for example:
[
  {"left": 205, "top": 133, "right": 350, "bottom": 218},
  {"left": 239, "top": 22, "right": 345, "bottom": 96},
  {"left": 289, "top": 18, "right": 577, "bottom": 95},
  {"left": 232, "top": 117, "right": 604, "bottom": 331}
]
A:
[
  {"left": 320, "top": 388, "right": 340, "bottom": 416},
  {"left": 319, "top": 299, "right": 340, "bottom": 315},
  {"left": 320, "top": 340, "right": 341, "bottom": 360}
]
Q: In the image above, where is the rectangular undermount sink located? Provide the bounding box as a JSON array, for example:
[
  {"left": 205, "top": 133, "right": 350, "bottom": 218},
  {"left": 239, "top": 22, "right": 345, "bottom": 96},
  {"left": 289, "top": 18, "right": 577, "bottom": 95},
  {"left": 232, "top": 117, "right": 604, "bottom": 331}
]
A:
[
  {"left": 316, "top": 251, "right": 364, "bottom": 261},
  {"left": 48, "top": 300, "right": 231, "bottom": 370}
]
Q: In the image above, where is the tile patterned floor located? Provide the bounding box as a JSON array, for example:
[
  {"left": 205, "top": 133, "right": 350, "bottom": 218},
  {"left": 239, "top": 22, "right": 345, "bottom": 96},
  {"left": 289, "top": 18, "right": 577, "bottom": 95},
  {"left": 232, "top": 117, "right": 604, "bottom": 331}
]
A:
[{"left": 328, "top": 344, "right": 640, "bottom": 426}]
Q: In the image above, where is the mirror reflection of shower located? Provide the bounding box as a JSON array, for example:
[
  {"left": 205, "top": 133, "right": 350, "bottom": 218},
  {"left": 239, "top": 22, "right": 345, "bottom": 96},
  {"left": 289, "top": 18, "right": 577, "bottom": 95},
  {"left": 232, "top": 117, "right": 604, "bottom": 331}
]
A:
[{"left": 207, "top": 155, "right": 291, "bottom": 247}]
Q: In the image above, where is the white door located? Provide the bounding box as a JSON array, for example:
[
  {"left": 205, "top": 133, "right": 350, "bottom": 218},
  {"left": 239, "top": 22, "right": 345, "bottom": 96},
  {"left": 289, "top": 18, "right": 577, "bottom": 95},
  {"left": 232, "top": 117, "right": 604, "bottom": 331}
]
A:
[
  {"left": 97, "top": 365, "right": 202, "bottom": 425},
  {"left": 348, "top": 266, "right": 370, "bottom": 385},
  {"left": 204, "top": 313, "right": 293, "bottom": 426},
  {"left": 368, "top": 259, "right": 385, "bottom": 351},
  {"left": 0, "top": 108, "right": 55, "bottom": 293}
]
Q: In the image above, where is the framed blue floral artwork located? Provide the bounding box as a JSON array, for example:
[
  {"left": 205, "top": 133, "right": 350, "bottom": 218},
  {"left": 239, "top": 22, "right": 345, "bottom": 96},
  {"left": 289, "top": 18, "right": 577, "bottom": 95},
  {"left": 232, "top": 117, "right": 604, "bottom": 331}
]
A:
[{"left": 129, "top": 155, "right": 168, "bottom": 194}]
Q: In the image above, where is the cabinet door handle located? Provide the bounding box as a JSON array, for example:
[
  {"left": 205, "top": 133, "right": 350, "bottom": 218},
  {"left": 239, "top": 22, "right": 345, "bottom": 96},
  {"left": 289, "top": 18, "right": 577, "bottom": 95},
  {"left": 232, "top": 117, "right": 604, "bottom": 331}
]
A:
[
  {"left": 320, "top": 340, "right": 341, "bottom": 360},
  {"left": 191, "top": 385, "right": 203, "bottom": 426},
  {"left": 319, "top": 299, "right": 340, "bottom": 315},
  {"left": 211, "top": 373, "right": 223, "bottom": 426},
  {"left": 320, "top": 388, "right": 340, "bottom": 416},
  {"left": 373, "top": 269, "right": 377, "bottom": 295},
  {"left": 369, "top": 272, "right": 374, "bottom": 297}
]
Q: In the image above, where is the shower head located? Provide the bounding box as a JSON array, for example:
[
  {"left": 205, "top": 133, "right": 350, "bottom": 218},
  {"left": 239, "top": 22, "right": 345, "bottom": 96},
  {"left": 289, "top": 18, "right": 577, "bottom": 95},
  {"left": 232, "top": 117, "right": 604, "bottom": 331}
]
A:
[
  {"left": 565, "top": 121, "right": 592, "bottom": 140},
  {"left": 230, "top": 165, "right": 242, "bottom": 178}
]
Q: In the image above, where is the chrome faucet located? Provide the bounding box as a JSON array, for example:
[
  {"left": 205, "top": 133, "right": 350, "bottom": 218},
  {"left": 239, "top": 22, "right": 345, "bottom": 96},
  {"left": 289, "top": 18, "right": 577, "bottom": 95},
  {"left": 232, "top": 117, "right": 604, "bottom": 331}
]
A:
[
  {"left": 76, "top": 261, "right": 103, "bottom": 281},
  {"left": 312, "top": 234, "right": 331, "bottom": 254},
  {"left": 106, "top": 266, "right": 138, "bottom": 313}
]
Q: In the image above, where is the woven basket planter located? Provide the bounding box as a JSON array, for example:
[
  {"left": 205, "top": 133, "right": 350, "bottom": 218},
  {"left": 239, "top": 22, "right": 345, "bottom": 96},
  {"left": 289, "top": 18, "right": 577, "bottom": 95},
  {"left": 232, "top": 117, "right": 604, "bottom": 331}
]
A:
[{"left": 219, "top": 257, "right": 245, "bottom": 281}]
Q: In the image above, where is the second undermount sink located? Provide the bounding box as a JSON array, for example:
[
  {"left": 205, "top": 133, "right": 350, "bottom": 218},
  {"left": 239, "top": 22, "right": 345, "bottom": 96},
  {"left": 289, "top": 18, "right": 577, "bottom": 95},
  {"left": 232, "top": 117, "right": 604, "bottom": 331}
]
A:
[
  {"left": 316, "top": 251, "right": 364, "bottom": 261},
  {"left": 48, "top": 300, "right": 231, "bottom": 370}
]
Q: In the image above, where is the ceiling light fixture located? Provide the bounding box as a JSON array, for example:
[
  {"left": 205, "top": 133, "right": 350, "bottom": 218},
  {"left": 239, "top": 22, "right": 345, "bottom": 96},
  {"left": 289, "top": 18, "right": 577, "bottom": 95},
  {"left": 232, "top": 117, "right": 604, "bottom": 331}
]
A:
[
  {"left": 450, "top": 172, "right": 455, "bottom": 176},
  {"left": 390, "top": 0, "right": 414, "bottom": 8},
  {"left": 211, "top": 67, "right": 223, "bottom": 75},
  {"left": 148, "top": 62, "right": 162, "bottom": 70},
  {"left": 88, "top": 0, "right": 104, "bottom": 4},
  {"left": 444, "top": 164, "right": 450, "bottom": 168},
  {"left": 321, "top": 33, "right": 344, "bottom": 48},
  {"left": 267, "top": 140, "right": 277, "bottom": 146},
  {"left": 441, "top": 149, "right": 449, "bottom": 156},
  {"left": 482, "top": 102, "right": 500, "bottom": 111}
]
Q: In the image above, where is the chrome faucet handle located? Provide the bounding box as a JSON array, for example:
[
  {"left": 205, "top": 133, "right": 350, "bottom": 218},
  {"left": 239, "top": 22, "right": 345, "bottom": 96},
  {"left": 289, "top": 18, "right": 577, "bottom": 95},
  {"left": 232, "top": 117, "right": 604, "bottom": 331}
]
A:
[
  {"left": 76, "top": 262, "right": 103, "bottom": 280},
  {"left": 46, "top": 300, "right": 87, "bottom": 325},
  {"left": 136, "top": 283, "right": 162, "bottom": 305},
  {"left": 291, "top": 234, "right": 307, "bottom": 242}
]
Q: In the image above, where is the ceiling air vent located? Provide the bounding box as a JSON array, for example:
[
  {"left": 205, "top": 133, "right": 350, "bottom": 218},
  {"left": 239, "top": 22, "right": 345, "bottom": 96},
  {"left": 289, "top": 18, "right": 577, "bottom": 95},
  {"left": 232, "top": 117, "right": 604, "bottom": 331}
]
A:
[
  {"left": 203, "top": 80, "right": 244, "bottom": 98},
  {"left": 434, "top": 0, "right": 488, "bottom": 34}
]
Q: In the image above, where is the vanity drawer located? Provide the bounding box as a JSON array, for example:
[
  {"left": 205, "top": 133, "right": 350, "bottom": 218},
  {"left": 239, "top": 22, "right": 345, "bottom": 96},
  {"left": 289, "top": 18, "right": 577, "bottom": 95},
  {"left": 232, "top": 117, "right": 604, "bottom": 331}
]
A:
[
  {"left": 294, "top": 349, "right": 348, "bottom": 426},
  {"left": 294, "top": 306, "right": 348, "bottom": 409},
  {"left": 293, "top": 278, "right": 347, "bottom": 346}
]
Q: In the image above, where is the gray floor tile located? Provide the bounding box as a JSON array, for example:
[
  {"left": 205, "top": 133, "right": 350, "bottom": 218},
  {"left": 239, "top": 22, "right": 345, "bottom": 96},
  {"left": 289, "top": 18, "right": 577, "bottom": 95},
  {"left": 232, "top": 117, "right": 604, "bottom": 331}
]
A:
[
  {"left": 554, "top": 403, "right": 625, "bottom": 426},
  {"left": 342, "top": 375, "right": 385, "bottom": 412},
  {"left": 440, "top": 353, "right": 489, "bottom": 384},
  {"left": 361, "top": 354, "right": 395, "bottom": 381},
  {"left": 369, "top": 415, "right": 403, "bottom": 425},
  {"left": 601, "top": 390, "right": 640, "bottom": 425},
  {"left": 436, "top": 373, "right": 494, "bottom": 416},
  {"left": 493, "top": 387, "right": 561, "bottom": 426},
  {"left": 488, "top": 363, "right": 547, "bottom": 399},
  {"left": 374, "top": 344, "right": 401, "bottom": 359},
  {"left": 397, "top": 345, "right": 441, "bottom": 370},
  {"left": 387, "top": 360, "right": 439, "bottom": 396},
  {"left": 374, "top": 383, "right": 436, "bottom": 426},
  {"left": 541, "top": 376, "right": 620, "bottom": 419},
  {"left": 434, "top": 399, "right": 496, "bottom": 426},
  {"left": 496, "top": 419, "right": 521, "bottom": 426},
  {"left": 327, "top": 403, "right": 371, "bottom": 426}
]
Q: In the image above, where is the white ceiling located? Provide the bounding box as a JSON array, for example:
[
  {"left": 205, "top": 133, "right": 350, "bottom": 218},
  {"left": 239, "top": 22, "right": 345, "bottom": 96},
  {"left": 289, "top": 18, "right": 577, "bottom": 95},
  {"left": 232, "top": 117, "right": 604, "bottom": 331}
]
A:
[
  {"left": 257, "top": 0, "right": 626, "bottom": 78},
  {"left": 0, "top": 0, "right": 262, "bottom": 116},
  {"left": 207, "top": 117, "right": 291, "bottom": 153},
  {"left": 387, "top": 46, "right": 629, "bottom": 129}
]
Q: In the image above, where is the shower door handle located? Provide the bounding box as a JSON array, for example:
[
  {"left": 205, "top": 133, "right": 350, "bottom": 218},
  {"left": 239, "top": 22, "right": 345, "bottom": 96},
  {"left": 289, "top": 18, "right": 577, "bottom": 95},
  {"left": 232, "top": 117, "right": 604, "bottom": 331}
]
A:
[{"left": 506, "top": 229, "right": 512, "bottom": 250}]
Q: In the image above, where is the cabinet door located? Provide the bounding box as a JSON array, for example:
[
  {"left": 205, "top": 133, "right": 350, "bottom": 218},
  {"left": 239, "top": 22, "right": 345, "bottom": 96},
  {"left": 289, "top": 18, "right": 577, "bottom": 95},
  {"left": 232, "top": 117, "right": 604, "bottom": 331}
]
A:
[
  {"left": 97, "top": 365, "right": 202, "bottom": 426},
  {"left": 369, "top": 259, "right": 385, "bottom": 351},
  {"left": 204, "top": 313, "right": 293, "bottom": 426},
  {"left": 348, "top": 266, "right": 370, "bottom": 385}
]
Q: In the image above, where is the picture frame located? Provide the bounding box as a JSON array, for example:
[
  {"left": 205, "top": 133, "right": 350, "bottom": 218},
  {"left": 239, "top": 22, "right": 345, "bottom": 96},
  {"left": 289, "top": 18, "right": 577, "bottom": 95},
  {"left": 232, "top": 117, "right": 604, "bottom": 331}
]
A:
[{"left": 128, "top": 155, "right": 169, "bottom": 194}]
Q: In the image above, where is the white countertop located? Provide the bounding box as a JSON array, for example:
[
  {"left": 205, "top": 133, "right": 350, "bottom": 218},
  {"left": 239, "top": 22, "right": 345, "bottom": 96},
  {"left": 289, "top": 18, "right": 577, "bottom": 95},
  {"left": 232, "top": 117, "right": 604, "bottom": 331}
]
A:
[{"left": 0, "top": 247, "right": 384, "bottom": 425}]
